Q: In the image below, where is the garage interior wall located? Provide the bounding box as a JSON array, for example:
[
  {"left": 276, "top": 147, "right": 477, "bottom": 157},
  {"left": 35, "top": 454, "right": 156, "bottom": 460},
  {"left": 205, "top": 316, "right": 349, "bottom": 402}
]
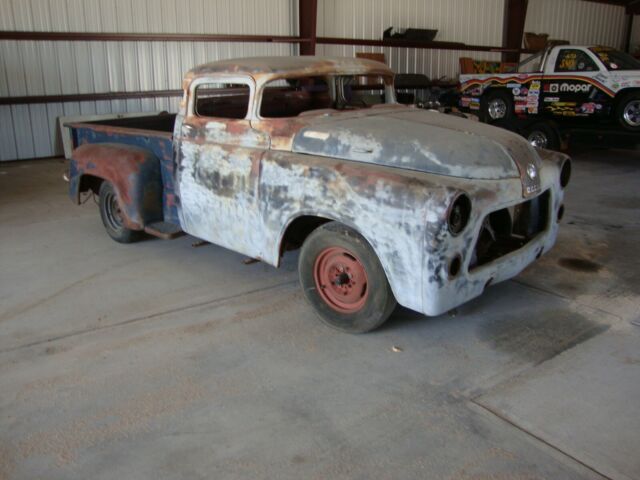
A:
[
  {"left": 0, "top": 0, "right": 632, "bottom": 161},
  {"left": 317, "top": 0, "right": 505, "bottom": 79},
  {"left": 0, "top": 0, "right": 296, "bottom": 161},
  {"left": 524, "top": 0, "right": 626, "bottom": 49}
]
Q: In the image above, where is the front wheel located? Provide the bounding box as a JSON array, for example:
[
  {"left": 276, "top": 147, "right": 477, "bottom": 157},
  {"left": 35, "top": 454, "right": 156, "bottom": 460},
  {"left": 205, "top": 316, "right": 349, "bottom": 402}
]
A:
[
  {"left": 298, "top": 222, "right": 397, "bottom": 333},
  {"left": 616, "top": 92, "right": 640, "bottom": 131},
  {"left": 99, "top": 181, "right": 142, "bottom": 243}
]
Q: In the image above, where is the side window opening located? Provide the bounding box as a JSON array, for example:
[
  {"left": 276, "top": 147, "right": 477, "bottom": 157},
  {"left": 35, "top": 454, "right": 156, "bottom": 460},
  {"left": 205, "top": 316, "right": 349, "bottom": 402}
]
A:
[
  {"left": 518, "top": 51, "right": 544, "bottom": 73},
  {"left": 555, "top": 50, "right": 598, "bottom": 73},
  {"left": 194, "top": 82, "right": 250, "bottom": 119},
  {"left": 260, "top": 77, "right": 332, "bottom": 118}
]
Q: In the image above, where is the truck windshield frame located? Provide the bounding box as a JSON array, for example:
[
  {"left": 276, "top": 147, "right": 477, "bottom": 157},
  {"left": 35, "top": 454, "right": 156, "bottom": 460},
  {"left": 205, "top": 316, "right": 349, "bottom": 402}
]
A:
[{"left": 256, "top": 73, "right": 396, "bottom": 120}]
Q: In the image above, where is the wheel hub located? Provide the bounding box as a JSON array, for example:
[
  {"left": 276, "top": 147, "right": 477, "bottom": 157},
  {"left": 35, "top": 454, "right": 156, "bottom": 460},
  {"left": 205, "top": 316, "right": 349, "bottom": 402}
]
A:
[
  {"left": 488, "top": 98, "right": 507, "bottom": 119},
  {"left": 527, "top": 130, "right": 548, "bottom": 148},
  {"left": 623, "top": 100, "right": 640, "bottom": 127},
  {"left": 313, "top": 247, "right": 369, "bottom": 313},
  {"left": 104, "top": 191, "right": 124, "bottom": 230}
]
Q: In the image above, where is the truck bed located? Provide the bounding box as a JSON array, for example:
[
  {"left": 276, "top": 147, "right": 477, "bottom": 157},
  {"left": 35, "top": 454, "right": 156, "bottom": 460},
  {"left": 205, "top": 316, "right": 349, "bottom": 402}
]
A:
[
  {"left": 68, "top": 113, "right": 179, "bottom": 224},
  {"left": 78, "top": 113, "right": 177, "bottom": 133}
]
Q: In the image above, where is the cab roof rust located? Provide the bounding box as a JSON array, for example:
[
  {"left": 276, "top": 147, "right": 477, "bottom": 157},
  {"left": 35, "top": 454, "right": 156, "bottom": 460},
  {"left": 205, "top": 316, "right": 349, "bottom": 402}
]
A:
[{"left": 184, "top": 56, "right": 393, "bottom": 85}]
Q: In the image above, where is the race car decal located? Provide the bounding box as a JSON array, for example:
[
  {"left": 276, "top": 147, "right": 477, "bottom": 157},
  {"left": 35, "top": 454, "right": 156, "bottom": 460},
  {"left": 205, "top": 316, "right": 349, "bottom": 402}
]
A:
[
  {"left": 460, "top": 74, "right": 615, "bottom": 97},
  {"left": 545, "top": 102, "right": 580, "bottom": 116},
  {"left": 543, "top": 101, "right": 603, "bottom": 117}
]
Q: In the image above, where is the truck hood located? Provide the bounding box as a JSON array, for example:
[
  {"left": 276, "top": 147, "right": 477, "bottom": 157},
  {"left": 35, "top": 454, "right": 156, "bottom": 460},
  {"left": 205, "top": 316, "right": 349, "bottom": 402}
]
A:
[{"left": 292, "top": 108, "right": 541, "bottom": 187}]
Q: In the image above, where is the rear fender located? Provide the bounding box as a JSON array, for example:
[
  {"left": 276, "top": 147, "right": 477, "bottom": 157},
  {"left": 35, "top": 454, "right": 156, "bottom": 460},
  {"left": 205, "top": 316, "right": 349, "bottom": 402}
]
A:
[{"left": 70, "top": 143, "right": 163, "bottom": 229}]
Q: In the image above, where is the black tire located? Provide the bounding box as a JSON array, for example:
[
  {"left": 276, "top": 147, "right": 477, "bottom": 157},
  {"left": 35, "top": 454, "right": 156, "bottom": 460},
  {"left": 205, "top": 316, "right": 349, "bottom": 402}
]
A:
[
  {"left": 298, "top": 222, "right": 397, "bottom": 333},
  {"left": 481, "top": 90, "right": 514, "bottom": 123},
  {"left": 615, "top": 91, "right": 640, "bottom": 131},
  {"left": 98, "top": 181, "right": 142, "bottom": 243},
  {"left": 523, "top": 121, "right": 561, "bottom": 151}
]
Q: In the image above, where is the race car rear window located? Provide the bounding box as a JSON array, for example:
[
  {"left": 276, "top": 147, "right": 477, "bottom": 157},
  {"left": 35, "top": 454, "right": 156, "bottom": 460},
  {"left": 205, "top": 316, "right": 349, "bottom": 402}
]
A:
[
  {"left": 589, "top": 47, "right": 640, "bottom": 71},
  {"left": 554, "top": 49, "right": 598, "bottom": 72}
]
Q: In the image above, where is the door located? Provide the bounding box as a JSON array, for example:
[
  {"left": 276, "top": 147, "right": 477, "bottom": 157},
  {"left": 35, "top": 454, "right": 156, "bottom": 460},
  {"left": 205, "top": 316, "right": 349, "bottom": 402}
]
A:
[
  {"left": 541, "top": 48, "right": 607, "bottom": 119},
  {"left": 175, "top": 76, "right": 271, "bottom": 258}
]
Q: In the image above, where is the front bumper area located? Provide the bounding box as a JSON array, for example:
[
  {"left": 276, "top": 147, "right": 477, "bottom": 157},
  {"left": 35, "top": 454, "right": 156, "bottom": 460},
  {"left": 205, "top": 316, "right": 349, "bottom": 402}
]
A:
[{"left": 421, "top": 177, "right": 565, "bottom": 316}]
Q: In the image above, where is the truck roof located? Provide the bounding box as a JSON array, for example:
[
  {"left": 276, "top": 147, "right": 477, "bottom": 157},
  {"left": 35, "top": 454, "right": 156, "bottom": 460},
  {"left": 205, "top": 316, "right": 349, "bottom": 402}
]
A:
[{"left": 185, "top": 56, "right": 393, "bottom": 82}]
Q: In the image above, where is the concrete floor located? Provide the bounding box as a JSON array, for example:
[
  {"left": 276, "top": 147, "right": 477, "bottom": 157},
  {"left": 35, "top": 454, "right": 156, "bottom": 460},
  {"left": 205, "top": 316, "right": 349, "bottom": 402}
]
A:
[{"left": 0, "top": 150, "right": 639, "bottom": 480}]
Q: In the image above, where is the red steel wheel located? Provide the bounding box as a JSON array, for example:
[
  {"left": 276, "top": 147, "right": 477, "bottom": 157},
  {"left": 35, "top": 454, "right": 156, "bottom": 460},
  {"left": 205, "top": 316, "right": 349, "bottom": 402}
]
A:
[
  {"left": 299, "top": 222, "right": 397, "bottom": 333},
  {"left": 313, "top": 246, "right": 369, "bottom": 313}
]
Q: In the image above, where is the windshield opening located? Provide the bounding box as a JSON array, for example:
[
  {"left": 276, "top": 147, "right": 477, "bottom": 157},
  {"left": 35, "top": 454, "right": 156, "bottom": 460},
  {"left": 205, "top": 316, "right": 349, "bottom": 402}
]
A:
[
  {"left": 260, "top": 74, "right": 394, "bottom": 118},
  {"left": 589, "top": 47, "right": 640, "bottom": 71}
]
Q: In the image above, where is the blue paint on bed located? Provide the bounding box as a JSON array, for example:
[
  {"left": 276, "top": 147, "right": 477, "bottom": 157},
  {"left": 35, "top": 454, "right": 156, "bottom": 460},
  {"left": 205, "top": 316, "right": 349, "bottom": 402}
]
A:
[{"left": 72, "top": 126, "right": 179, "bottom": 224}]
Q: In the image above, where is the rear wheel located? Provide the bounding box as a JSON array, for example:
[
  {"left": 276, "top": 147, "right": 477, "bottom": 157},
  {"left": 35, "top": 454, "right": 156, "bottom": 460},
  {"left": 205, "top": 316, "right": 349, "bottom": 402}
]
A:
[
  {"left": 482, "top": 90, "right": 514, "bottom": 123},
  {"left": 523, "top": 121, "right": 560, "bottom": 150},
  {"left": 616, "top": 92, "right": 640, "bottom": 131},
  {"left": 298, "top": 222, "right": 396, "bottom": 333},
  {"left": 99, "top": 181, "right": 142, "bottom": 243}
]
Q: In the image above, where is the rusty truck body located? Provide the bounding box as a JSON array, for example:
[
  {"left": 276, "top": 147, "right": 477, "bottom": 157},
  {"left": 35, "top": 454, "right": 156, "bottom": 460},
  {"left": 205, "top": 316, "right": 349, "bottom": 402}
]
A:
[{"left": 68, "top": 56, "right": 571, "bottom": 332}]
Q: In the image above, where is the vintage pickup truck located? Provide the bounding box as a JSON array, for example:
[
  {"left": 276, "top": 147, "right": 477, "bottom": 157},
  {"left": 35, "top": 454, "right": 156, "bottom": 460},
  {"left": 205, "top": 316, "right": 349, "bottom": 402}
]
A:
[
  {"left": 460, "top": 45, "right": 640, "bottom": 148},
  {"left": 68, "top": 56, "right": 571, "bottom": 333}
]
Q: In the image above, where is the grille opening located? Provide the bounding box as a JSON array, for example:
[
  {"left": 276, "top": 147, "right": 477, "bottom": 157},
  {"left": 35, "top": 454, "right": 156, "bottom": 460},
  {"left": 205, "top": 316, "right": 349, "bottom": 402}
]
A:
[{"left": 469, "top": 190, "right": 550, "bottom": 271}]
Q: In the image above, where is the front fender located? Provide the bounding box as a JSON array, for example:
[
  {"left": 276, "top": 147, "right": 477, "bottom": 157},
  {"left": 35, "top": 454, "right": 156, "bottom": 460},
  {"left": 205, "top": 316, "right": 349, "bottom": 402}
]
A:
[{"left": 70, "top": 143, "right": 163, "bottom": 229}]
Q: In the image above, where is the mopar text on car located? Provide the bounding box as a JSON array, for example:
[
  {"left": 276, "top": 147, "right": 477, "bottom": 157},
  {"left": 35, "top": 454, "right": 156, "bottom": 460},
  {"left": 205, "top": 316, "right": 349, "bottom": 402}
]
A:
[
  {"left": 67, "top": 56, "right": 571, "bottom": 332},
  {"left": 460, "top": 45, "right": 640, "bottom": 148}
]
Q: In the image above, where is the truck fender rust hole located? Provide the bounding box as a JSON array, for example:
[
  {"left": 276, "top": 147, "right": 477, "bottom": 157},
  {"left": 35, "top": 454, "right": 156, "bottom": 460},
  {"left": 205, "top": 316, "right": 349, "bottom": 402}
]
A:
[
  {"left": 560, "top": 160, "right": 571, "bottom": 188},
  {"left": 449, "top": 255, "right": 462, "bottom": 278}
]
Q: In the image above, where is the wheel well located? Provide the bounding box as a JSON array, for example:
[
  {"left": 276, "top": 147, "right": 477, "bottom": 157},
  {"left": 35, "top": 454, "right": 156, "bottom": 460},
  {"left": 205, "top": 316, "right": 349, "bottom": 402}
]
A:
[
  {"left": 615, "top": 88, "right": 640, "bottom": 106},
  {"left": 79, "top": 174, "right": 104, "bottom": 195},
  {"left": 279, "top": 215, "right": 332, "bottom": 256},
  {"left": 483, "top": 87, "right": 509, "bottom": 99}
]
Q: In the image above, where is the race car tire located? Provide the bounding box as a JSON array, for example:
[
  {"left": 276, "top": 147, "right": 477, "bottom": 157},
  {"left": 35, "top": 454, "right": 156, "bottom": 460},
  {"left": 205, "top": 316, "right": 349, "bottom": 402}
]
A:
[
  {"left": 481, "top": 90, "right": 514, "bottom": 123},
  {"left": 523, "top": 122, "right": 561, "bottom": 151},
  {"left": 616, "top": 91, "right": 640, "bottom": 132}
]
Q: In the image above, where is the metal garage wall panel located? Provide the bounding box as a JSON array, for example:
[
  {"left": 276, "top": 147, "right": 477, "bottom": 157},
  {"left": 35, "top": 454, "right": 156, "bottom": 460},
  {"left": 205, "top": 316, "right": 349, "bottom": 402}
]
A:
[
  {"left": 630, "top": 17, "right": 640, "bottom": 53},
  {"left": 11, "top": 105, "right": 36, "bottom": 159},
  {"left": 0, "top": 107, "right": 18, "bottom": 161},
  {"left": 1, "top": 41, "right": 28, "bottom": 96},
  {"left": 524, "top": 0, "right": 626, "bottom": 49},
  {"left": 29, "top": 104, "right": 52, "bottom": 157},
  {"left": 318, "top": 0, "right": 505, "bottom": 45},
  {"left": 316, "top": 0, "right": 505, "bottom": 79},
  {"left": 0, "top": 0, "right": 294, "bottom": 160}
]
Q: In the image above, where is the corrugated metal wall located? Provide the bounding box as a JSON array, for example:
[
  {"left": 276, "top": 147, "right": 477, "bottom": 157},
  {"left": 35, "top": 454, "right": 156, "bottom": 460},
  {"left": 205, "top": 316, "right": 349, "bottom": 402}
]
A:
[
  {"left": 317, "top": 0, "right": 506, "bottom": 80},
  {"left": 0, "top": 0, "right": 295, "bottom": 161},
  {"left": 0, "top": 0, "right": 632, "bottom": 161},
  {"left": 630, "top": 16, "right": 640, "bottom": 54},
  {"left": 524, "top": 0, "right": 626, "bottom": 49}
]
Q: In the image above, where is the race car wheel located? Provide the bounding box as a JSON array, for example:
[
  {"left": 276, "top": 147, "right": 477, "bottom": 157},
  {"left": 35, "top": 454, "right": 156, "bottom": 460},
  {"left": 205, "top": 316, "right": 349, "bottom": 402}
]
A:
[
  {"left": 616, "top": 92, "right": 640, "bottom": 131},
  {"left": 99, "top": 181, "right": 142, "bottom": 243},
  {"left": 523, "top": 122, "right": 560, "bottom": 151},
  {"left": 482, "top": 90, "right": 514, "bottom": 123},
  {"left": 298, "top": 222, "right": 397, "bottom": 333}
]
